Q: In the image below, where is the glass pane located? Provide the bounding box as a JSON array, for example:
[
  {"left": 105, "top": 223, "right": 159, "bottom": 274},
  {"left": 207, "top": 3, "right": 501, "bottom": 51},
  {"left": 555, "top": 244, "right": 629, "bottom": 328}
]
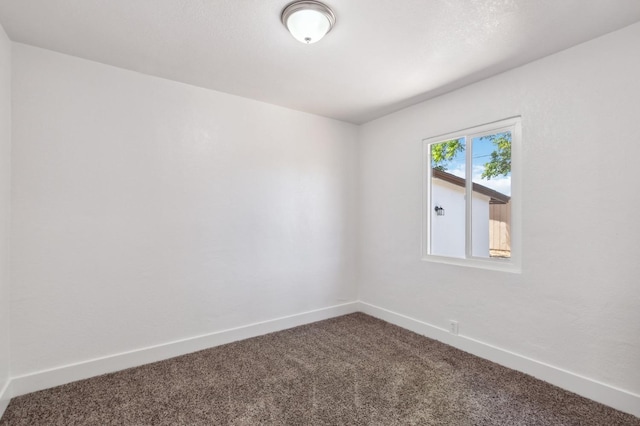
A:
[
  {"left": 430, "top": 138, "right": 466, "bottom": 258},
  {"left": 471, "top": 132, "right": 511, "bottom": 258}
]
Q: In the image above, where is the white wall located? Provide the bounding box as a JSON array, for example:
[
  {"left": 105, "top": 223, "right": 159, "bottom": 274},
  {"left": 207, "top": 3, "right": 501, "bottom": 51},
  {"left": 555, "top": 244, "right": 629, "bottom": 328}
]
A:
[
  {"left": 431, "top": 179, "right": 490, "bottom": 258},
  {"left": 0, "top": 22, "right": 12, "bottom": 412},
  {"left": 471, "top": 193, "right": 489, "bottom": 258},
  {"left": 431, "top": 180, "right": 466, "bottom": 258},
  {"left": 359, "top": 21, "right": 640, "bottom": 398},
  {"left": 10, "top": 44, "right": 358, "bottom": 377}
]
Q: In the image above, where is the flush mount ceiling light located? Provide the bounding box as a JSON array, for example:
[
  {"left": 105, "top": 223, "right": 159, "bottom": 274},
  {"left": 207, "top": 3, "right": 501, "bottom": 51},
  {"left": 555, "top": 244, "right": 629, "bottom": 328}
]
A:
[{"left": 281, "top": 1, "right": 336, "bottom": 44}]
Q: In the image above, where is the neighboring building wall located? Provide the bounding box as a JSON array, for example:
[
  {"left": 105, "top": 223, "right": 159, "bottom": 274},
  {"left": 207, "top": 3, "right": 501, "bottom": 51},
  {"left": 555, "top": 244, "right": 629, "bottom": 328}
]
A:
[
  {"left": 431, "top": 178, "right": 490, "bottom": 258},
  {"left": 431, "top": 179, "right": 465, "bottom": 258},
  {"left": 471, "top": 193, "right": 490, "bottom": 258},
  {"left": 0, "top": 22, "right": 11, "bottom": 415}
]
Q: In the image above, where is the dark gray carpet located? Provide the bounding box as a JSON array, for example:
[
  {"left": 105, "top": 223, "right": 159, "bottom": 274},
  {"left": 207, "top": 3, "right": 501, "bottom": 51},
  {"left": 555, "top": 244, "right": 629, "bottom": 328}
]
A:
[{"left": 1, "top": 313, "right": 638, "bottom": 425}]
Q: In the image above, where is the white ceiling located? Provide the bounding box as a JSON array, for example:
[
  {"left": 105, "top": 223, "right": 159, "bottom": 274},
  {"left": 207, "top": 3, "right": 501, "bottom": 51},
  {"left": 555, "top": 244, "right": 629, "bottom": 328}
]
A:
[{"left": 1, "top": 1, "right": 640, "bottom": 124}]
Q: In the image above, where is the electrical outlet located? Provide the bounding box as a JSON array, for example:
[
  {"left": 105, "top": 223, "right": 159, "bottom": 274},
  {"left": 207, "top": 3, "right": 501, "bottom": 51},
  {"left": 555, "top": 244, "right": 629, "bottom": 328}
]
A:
[{"left": 449, "top": 320, "right": 459, "bottom": 335}]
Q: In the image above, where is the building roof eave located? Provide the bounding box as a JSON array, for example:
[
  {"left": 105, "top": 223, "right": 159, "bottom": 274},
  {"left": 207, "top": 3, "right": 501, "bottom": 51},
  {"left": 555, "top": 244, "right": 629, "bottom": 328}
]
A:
[{"left": 432, "top": 168, "right": 511, "bottom": 204}]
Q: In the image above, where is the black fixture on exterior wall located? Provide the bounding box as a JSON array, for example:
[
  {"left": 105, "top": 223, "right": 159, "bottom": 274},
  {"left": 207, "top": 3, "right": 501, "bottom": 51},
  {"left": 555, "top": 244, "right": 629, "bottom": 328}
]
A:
[{"left": 434, "top": 205, "right": 445, "bottom": 216}]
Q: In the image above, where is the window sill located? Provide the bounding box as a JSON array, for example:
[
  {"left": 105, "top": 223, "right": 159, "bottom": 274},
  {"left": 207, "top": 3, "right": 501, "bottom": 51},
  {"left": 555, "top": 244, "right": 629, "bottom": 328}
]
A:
[{"left": 421, "top": 254, "right": 521, "bottom": 274}]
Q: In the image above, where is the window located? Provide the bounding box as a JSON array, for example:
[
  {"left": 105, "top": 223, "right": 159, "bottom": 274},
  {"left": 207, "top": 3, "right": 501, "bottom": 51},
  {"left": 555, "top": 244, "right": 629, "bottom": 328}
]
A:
[{"left": 422, "top": 117, "right": 521, "bottom": 272}]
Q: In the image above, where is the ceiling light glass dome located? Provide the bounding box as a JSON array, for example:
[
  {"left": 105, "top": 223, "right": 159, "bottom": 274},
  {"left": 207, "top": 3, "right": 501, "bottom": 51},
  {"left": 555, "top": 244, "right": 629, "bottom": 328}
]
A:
[{"left": 282, "top": 1, "right": 336, "bottom": 44}]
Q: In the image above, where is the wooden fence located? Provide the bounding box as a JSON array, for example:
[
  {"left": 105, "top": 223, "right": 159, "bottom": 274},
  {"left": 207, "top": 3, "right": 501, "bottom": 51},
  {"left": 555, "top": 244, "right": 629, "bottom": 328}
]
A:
[{"left": 489, "top": 201, "right": 511, "bottom": 257}]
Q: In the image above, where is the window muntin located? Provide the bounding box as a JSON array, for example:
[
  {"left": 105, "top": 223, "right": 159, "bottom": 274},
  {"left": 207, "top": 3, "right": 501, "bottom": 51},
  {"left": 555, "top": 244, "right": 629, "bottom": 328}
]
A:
[{"left": 423, "top": 117, "right": 520, "bottom": 272}]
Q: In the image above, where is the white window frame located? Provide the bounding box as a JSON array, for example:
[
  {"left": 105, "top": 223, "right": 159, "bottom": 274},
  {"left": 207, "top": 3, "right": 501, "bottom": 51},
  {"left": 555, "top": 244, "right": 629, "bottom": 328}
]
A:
[{"left": 422, "top": 116, "right": 522, "bottom": 273}]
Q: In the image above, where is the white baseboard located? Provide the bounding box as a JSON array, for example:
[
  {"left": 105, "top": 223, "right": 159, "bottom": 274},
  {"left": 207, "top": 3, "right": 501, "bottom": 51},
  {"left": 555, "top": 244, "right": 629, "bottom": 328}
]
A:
[
  {"left": 0, "top": 379, "right": 11, "bottom": 419},
  {"left": 10, "top": 302, "right": 359, "bottom": 398},
  {"left": 357, "top": 301, "right": 640, "bottom": 419}
]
